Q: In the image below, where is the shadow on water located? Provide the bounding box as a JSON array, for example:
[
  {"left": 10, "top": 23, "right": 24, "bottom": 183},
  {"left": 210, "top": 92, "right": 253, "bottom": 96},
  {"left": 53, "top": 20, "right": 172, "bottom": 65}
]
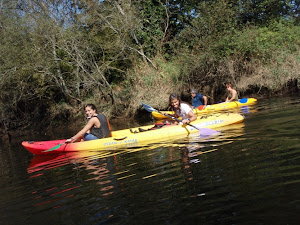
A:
[{"left": 0, "top": 95, "right": 299, "bottom": 225}]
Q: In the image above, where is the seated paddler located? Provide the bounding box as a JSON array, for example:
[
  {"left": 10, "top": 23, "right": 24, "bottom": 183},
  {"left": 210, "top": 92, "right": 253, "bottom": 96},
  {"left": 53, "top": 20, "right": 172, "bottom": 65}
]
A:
[
  {"left": 65, "top": 104, "right": 111, "bottom": 143},
  {"left": 164, "top": 93, "right": 197, "bottom": 125}
]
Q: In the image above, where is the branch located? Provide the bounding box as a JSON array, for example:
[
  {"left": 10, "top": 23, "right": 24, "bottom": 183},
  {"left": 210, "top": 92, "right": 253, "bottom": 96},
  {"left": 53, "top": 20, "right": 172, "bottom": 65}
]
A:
[{"left": 127, "top": 46, "right": 157, "bottom": 69}]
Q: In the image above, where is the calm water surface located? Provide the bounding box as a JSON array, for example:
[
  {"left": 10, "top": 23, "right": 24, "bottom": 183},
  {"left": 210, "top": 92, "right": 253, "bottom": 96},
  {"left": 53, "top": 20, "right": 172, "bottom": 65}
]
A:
[{"left": 0, "top": 96, "right": 299, "bottom": 225}]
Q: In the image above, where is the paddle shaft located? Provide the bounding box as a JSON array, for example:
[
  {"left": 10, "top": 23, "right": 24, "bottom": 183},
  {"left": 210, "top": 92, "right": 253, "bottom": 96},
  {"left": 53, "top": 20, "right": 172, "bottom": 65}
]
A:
[{"left": 157, "top": 110, "right": 201, "bottom": 131}]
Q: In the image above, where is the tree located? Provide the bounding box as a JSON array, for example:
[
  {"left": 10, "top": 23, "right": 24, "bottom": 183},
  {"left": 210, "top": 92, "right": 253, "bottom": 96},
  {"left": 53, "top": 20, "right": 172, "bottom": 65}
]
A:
[{"left": 230, "top": 0, "right": 297, "bottom": 25}]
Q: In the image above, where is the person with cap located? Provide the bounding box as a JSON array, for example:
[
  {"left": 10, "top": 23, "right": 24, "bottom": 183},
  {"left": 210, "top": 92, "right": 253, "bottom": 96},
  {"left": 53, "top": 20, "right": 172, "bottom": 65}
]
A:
[{"left": 190, "top": 88, "right": 208, "bottom": 109}]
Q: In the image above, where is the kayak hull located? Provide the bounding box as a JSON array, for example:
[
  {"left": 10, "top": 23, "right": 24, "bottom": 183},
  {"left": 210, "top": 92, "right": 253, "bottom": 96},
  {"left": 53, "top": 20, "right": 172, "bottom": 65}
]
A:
[
  {"left": 22, "top": 113, "right": 244, "bottom": 155},
  {"left": 152, "top": 98, "right": 257, "bottom": 119}
]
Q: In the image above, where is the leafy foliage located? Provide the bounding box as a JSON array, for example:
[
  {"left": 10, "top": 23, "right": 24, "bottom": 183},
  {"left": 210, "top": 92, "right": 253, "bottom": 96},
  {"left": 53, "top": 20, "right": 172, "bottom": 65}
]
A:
[{"left": 0, "top": 0, "right": 299, "bottom": 132}]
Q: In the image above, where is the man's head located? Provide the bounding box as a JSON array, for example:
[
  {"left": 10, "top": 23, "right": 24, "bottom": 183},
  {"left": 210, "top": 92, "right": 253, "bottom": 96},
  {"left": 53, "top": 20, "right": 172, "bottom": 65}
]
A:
[{"left": 190, "top": 88, "right": 197, "bottom": 97}]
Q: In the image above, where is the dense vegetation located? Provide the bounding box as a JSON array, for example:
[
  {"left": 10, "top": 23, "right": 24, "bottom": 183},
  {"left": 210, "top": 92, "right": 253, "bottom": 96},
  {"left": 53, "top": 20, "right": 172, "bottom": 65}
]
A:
[{"left": 0, "top": 0, "right": 299, "bottom": 134}]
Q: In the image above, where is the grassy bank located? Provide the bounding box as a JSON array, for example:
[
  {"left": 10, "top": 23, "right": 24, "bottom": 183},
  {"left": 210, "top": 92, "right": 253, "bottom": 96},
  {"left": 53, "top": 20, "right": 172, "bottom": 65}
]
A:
[{"left": 117, "top": 22, "right": 300, "bottom": 115}]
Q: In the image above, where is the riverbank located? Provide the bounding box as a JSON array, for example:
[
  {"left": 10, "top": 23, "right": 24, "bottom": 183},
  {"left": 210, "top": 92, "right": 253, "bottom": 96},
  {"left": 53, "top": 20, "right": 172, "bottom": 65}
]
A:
[
  {"left": 1, "top": 87, "right": 298, "bottom": 145},
  {"left": 1, "top": 11, "right": 299, "bottom": 140}
]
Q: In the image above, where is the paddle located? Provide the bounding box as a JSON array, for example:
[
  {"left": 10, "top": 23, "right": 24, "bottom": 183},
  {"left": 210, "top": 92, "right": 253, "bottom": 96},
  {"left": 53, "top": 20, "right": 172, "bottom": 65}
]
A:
[
  {"left": 142, "top": 103, "right": 218, "bottom": 136},
  {"left": 42, "top": 142, "right": 65, "bottom": 153}
]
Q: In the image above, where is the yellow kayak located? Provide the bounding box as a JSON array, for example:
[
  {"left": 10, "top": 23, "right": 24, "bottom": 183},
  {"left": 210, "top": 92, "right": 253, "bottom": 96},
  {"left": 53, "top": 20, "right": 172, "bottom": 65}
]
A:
[
  {"left": 152, "top": 98, "right": 257, "bottom": 119},
  {"left": 22, "top": 113, "right": 244, "bottom": 155}
]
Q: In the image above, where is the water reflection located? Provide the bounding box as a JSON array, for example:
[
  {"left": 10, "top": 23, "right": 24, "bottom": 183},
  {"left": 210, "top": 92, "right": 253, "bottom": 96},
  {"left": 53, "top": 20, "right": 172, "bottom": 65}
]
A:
[
  {"left": 25, "top": 122, "right": 246, "bottom": 218},
  {"left": 28, "top": 153, "right": 119, "bottom": 213}
]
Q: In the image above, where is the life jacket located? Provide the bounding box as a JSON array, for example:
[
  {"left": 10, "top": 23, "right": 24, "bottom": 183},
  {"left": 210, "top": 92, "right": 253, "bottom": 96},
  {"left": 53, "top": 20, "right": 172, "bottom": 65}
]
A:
[{"left": 90, "top": 114, "right": 112, "bottom": 138}]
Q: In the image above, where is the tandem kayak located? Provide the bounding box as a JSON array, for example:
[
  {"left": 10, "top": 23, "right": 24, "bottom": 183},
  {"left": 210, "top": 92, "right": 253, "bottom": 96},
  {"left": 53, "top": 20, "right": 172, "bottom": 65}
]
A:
[
  {"left": 22, "top": 113, "right": 244, "bottom": 155},
  {"left": 152, "top": 97, "right": 257, "bottom": 120}
]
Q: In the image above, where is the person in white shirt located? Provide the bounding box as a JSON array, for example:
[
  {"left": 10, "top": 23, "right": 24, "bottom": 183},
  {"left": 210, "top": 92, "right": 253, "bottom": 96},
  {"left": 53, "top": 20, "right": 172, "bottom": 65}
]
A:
[{"left": 166, "top": 93, "right": 197, "bottom": 125}]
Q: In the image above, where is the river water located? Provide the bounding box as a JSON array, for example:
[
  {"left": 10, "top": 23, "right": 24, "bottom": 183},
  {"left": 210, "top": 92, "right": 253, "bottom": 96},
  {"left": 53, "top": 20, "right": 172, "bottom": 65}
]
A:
[{"left": 0, "top": 96, "right": 299, "bottom": 225}]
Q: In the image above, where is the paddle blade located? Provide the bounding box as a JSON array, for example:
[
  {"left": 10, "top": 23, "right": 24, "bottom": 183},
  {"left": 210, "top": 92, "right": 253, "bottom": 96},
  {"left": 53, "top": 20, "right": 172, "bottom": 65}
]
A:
[
  {"left": 43, "top": 143, "right": 64, "bottom": 153},
  {"left": 142, "top": 103, "right": 157, "bottom": 113},
  {"left": 198, "top": 128, "right": 219, "bottom": 137}
]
